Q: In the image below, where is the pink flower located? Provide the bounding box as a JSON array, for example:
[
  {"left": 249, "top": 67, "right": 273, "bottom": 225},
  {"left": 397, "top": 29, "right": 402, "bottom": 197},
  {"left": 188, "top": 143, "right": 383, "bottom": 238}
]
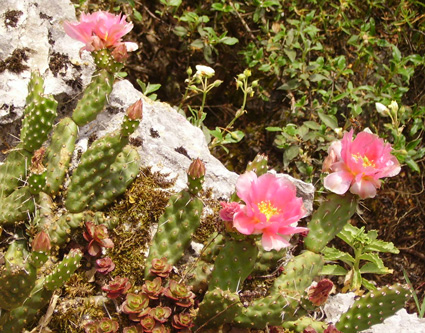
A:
[
  {"left": 323, "top": 130, "right": 401, "bottom": 199},
  {"left": 232, "top": 172, "right": 307, "bottom": 251},
  {"left": 64, "top": 11, "right": 135, "bottom": 52},
  {"left": 219, "top": 201, "right": 240, "bottom": 221}
]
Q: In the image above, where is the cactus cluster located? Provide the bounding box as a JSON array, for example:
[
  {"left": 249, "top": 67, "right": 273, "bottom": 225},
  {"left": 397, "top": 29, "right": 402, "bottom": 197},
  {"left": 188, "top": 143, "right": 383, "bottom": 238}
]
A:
[{"left": 0, "top": 46, "right": 142, "bottom": 332}]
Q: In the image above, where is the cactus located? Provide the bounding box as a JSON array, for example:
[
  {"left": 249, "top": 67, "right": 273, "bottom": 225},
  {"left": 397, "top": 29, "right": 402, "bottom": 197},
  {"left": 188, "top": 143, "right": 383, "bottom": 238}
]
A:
[
  {"left": 0, "top": 249, "right": 83, "bottom": 332},
  {"left": 144, "top": 159, "right": 205, "bottom": 278},
  {"left": 42, "top": 117, "right": 78, "bottom": 195},
  {"left": 71, "top": 69, "right": 114, "bottom": 126},
  {"left": 0, "top": 146, "right": 32, "bottom": 198},
  {"left": 282, "top": 316, "right": 328, "bottom": 332},
  {"left": 0, "top": 186, "right": 35, "bottom": 225},
  {"left": 20, "top": 72, "right": 58, "bottom": 152},
  {"left": 0, "top": 239, "right": 37, "bottom": 311},
  {"left": 233, "top": 250, "right": 324, "bottom": 328},
  {"left": 336, "top": 284, "right": 411, "bottom": 333},
  {"left": 304, "top": 193, "right": 358, "bottom": 253}
]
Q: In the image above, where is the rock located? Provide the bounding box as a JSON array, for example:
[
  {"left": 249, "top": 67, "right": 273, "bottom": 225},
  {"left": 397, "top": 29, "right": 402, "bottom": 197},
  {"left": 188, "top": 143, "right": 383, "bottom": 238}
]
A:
[{"left": 0, "top": 0, "right": 315, "bottom": 204}]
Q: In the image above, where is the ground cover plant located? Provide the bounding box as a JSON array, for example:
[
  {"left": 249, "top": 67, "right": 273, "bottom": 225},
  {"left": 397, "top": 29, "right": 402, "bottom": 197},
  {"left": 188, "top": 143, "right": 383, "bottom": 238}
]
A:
[{"left": 0, "top": 0, "right": 425, "bottom": 332}]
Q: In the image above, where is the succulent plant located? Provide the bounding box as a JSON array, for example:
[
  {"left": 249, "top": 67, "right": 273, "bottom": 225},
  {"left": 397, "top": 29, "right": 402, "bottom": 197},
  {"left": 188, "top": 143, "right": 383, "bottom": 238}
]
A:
[{"left": 102, "top": 276, "right": 131, "bottom": 299}]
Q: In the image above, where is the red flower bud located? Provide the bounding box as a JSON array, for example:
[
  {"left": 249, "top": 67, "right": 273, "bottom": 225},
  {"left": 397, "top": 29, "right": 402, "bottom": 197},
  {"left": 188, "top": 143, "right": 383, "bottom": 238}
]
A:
[
  {"left": 31, "top": 231, "right": 51, "bottom": 252},
  {"left": 187, "top": 158, "right": 206, "bottom": 179},
  {"left": 126, "top": 100, "right": 143, "bottom": 120}
]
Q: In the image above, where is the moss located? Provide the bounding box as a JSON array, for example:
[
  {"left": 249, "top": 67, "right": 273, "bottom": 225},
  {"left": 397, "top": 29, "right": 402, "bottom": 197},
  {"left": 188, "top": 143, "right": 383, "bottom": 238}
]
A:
[{"left": 106, "top": 167, "right": 174, "bottom": 284}]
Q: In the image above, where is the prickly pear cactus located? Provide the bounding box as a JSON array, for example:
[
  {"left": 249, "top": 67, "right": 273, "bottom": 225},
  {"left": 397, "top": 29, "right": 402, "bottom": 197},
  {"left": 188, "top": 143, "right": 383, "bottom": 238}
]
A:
[
  {"left": 304, "top": 193, "right": 358, "bottom": 253},
  {"left": 336, "top": 284, "right": 411, "bottom": 333}
]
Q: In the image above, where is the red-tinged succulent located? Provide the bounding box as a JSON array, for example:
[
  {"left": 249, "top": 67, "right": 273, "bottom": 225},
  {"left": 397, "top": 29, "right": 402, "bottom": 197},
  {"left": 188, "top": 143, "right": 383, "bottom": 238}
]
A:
[
  {"left": 84, "top": 321, "right": 98, "bottom": 333},
  {"left": 83, "top": 222, "right": 114, "bottom": 256},
  {"left": 172, "top": 313, "right": 194, "bottom": 330},
  {"left": 123, "top": 325, "right": 143, "bottom": 333},
  {"left": 122, "top": 293, "right": 150, "bottom": 315},
  {"left": 308, "top": 279, "right": 334, "bottom": 306},
  {"left": 163, "top": 280, "right": 195, "bottom": 307},
  {"left": 152, "top": 323, "right": 171, "bottom": 333},
  {"left": 140, "top": 315, "right": 156, "bottom": 332},
  {"left": 102, "top": 276, "right": 131, "bottom": 299},
  {"left": 149, "top": 306, "right": 172, "bottom": 323},
  {"left": 150, "top": 257, "right": 172, "bottom": 278},
  {"left": 97, "top": 318, "right": 119, "bottom": 333},
  {"left": 142, "top": 277, "right": 163, "bottom": 299},
  {"left": 96, "top": 257, "right": 115, "bottom": 274}
]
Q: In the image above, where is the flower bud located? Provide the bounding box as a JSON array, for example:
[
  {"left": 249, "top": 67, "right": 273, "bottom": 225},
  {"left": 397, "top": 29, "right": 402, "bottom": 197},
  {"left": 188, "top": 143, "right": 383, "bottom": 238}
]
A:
[
  {"left": 126, "top": 99, "right": 143, "bottom": 120},
  {"left": 375, "top": 102, "right": 390, "bottom": 117},
  {"left": 212, "top": 79, "right": 223, "bottom": 87},
  {"left": 251, "top": 79, "right": 259, "bottom": 88},
  {"left": 32, "top": 231, "right": 51, "bottom": 253},
  {"left": 237, "top": 73, "right": 246, "bottom": 81},
  {"left": 388, "top": 100, "right": 399, "bottom": 113},
  {"left": 187, "top": 158, "right": 206, "bottom": 179},
  {"left": 186, "top": 67, "right": 193, "bottom": 76},
  {"left": 111, "top": 42, "right": 129, "bottom": 62},
  {"left": 243, "top": 68, "right": 252, "bottom": 77}
]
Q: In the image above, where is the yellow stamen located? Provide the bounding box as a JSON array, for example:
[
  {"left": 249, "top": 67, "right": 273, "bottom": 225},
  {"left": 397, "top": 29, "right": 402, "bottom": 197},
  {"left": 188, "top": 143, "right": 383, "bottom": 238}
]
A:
[
  {"left": 257, "top": 200, "right": 281, "bottom": 221},
  {"left": 351, "top": 153, "right": 375, "bottom": 168}
]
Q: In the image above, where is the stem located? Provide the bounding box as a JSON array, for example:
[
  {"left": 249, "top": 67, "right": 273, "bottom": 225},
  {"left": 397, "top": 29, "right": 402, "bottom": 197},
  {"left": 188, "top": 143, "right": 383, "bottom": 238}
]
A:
[{"left": 197, "top": 78, "right": 208, "bottom": 127}]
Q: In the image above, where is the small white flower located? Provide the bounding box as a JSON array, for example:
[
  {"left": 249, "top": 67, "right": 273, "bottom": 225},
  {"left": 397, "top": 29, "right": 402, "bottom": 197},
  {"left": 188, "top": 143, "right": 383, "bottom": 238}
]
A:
[
  {"left": 195, "top": 65, "right": 215, "bottom": 78},
  {"left": 375, "top": 102, "right": 390, "bottom": 117}
]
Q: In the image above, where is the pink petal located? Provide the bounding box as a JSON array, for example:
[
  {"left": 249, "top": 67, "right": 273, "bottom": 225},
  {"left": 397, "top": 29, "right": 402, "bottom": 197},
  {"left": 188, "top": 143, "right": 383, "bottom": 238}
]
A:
[
  {"left": 323, "top": 171, "right": 353, "bottom": 195},
  {"left": 349, "top": 178, "right": 378, "bottom": 199},
  {"left": 233, "top": 210, "right": 257, "bottom": 235},
  {"left": 236, "top": 171, "right": 257, "bottom": 202},
  {"left": 261, "top": 232, "right": 290, "bottom": 251}
]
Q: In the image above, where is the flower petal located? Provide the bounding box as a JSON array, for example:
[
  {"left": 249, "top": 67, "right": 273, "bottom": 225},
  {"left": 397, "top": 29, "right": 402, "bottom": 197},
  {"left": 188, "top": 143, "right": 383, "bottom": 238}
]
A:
[
  {"left": 261, "top": 232, "right": 290, "bottom": 251},
  {"left": 324, "top": 171, "right": 353, "bottom": 195},
  {"left": 349, "top": 178, "right": 378, "bottom": 199}
]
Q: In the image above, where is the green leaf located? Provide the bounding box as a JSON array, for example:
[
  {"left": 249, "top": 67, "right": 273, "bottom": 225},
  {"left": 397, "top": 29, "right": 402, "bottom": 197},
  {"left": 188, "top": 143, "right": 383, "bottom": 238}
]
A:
[
  {"left": 406, "top": 158, "right": 420, "bottom": 172},
  {"left": 332, "top": 92, "right": 349, "bottom": 102},
  {"left": 361, "top": 278, "right": 377, "bottom": 290},
  {"left": 220, "top": 37, "right": 239, "bottom": 45},
  {"left": 392, "top": 44, "right": 402, "bottom": 62},
  {"left": 303, "top": 121, "right": 321, "bottom": 130},
  {"left": 266, "top": 126, "right": 282, "bottom": 132},
  {"left": 277, "top": 79, "right": 300, "bottom": 90},
  {"left": 144, "top": 83, "right": 161, "bottom": 96},
  {"left": 283, "top": 145, "right": 299, "bottom": 165},
  {"left": 337, "top": 223, "right": 358, "bottom": 246},
  {"left": 133, "top": 9, "right": 143, "bottom": 21},
  {"left": 317, "top": 111, "right": 338, "bottom": 129},
  {"left": 365, "top": 238, "right": 399, "bottom": 254},
  {"left": 284, "top": 48, "right": 297, "bottom": 62},
  {"left": 321, "top": 264, "right": 348, "bottom": 276},
  {"left": 173, "top": 26, "right": 188, "bottom": 37},
  {"left": 322, "top": 246, "right": 355, "bottom": 265},
  {"left": 309, "top": 73, "right": 330, "bottom": 82},
  {"left": 190, "top": 39, "right": 204, "bottom": 49},
  {"left": 360, "top": 262, "right": 392, "bottom": 275}
]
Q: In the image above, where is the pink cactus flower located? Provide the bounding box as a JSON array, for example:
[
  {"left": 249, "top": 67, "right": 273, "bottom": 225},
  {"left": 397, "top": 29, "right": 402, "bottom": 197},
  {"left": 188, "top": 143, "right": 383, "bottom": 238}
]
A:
[
  {"left": 232, "top": 172, "right": 307, "bottom": 251},
  {"left": 219, "top": 201, "right": 240, "bottom": 221},
  {"left": 63, "top": 11, "right": 136, "bottom": 53},
  {"left": 323, "top": 130, "right": 401, "bottom": 199}
]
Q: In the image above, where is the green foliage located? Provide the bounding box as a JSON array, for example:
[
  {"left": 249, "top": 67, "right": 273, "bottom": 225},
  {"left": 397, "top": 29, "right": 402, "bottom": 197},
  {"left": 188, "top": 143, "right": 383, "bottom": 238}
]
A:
[{"left": 321, "top": 223, "right": 399, "bottom": 292}]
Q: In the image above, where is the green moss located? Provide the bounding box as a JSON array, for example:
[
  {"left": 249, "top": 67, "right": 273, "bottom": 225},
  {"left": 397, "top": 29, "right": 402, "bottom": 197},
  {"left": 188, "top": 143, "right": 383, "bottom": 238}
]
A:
[{"left": 106, "top": 167, "right": 174, "bottom": 284}]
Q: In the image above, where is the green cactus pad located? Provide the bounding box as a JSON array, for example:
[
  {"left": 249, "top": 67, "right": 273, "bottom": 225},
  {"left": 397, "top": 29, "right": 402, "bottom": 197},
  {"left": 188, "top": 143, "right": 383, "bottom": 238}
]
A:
[
  {"left": 25, "top": 71, "right": 45, "bottom": 107},
  {"left": 28, "top": 171, "right": 47, "bottom": 195},
  {"left": 234, "top": 250, "right": 323, "bottom": 328},
  {"left": 72, "top": 68, "right": 114, "bottom": 126},
  {"left": 200, "top": 232, "right": 225, "bottom": 263},
  {"left": 0, "top": 241, "right": 37, "bottom": 311},
  {"left": 304, "top": 193, "right": 358, "bottom": 253},
  {"left": 0, "top": 146, "right": 32, "bottom": 198},
  {"left": 44, "top": 249, "right": 82, "bottom": 291},
  {"left": 93, "top": 49, "right": 124, "bottom": 73},
  {"left": 195, "top": 287, "right": 242, "bottom": 329},
  {"left": 20, "top": 95, "right": 58, "bottom": 153},
  {"left": 253, "top": 241, "right": 287, "bottom": 275},
  {"left": 121, "top": 115, "right": 140, "bottom": 137},
  {"left": 65, "top": 129, "right": 131, "bottom": 212},
  {"left": 282, "top": 316, "right": 328, "bottom": 332},
  {"left": 144, "top": 190, "right": 204, "bottom": 278},
  {"left": 43, "top": 117, "right": 78, "bottom": 195},
  {"left": 245, "top": 153, "right": 268, "bottom": 176},
  {"left": 85, "top": 145, "right": 140, "bottom": 211},
  {"left": 0, "top": 279, "right": 52, "bottom": 332},
  {"left": 0, "top": 187, "right": 35, "bottom": 225},
  {"left": 336, "top": 284, "right": 411, "bottom": 333},
  {"left": 208, "top": 237, "right": 258, "bottom": 292}
]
